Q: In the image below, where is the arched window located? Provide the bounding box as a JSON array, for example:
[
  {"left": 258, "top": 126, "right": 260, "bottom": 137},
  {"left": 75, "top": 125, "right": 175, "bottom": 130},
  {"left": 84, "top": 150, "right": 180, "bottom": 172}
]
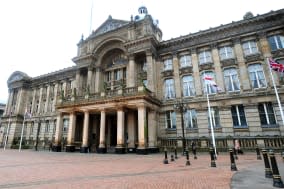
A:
[
  {"left": 201, "top": 71, "right": 217, "bottom": 94},
  {"left": 164, "top": 78, "right": 175, "bottom": 99},
  {"left": 248, "top": 64, "right": 266, "bottom": 88},
  {"left": 182, "top": 75, "right": 195, "bottom": 97},
  {"left": 224, "top": 68, "right": 240, "bottom": 92}
]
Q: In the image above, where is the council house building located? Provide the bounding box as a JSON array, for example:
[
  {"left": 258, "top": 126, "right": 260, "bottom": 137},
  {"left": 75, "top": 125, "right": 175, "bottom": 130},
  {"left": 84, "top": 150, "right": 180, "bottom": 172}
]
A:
[{"left": 1, "top": 6, "right": 284, "bottom": 153}]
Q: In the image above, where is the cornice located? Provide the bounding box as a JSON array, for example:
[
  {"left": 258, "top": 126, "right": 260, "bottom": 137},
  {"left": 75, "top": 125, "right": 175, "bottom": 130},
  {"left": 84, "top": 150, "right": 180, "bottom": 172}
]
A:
[{"left": 157, "top": 9, "right": 284, "bottom": 54}]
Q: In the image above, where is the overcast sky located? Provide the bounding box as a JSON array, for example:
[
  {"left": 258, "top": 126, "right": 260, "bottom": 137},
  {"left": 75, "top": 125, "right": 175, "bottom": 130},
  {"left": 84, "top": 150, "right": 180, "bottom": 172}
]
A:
[{"left": 0, "top": 0, "right": 283, "bottom": 104}]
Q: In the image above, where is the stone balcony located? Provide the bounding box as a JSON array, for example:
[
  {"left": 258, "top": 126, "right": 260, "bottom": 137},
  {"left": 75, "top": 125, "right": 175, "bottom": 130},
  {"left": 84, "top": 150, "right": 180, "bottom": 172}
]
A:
[{"left": 57, "top": 85, "right": 160, "bottom": 108}]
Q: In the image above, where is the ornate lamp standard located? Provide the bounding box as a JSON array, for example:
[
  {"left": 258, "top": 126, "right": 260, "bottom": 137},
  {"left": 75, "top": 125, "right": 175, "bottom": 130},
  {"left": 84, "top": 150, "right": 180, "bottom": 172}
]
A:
[{"left": 173, "top": 99, "right": 187, "bottom": 155}]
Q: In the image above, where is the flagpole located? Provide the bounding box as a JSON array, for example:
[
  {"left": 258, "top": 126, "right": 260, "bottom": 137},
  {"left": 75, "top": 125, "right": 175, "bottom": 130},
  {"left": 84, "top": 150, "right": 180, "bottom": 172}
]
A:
[
  {"left": 4, "top": 113, "right": 11, "bottom": 150},
  {"left": 19, "top": 115, "right": 26, "bottom": 152},
  {"left": 206, "top": 86, "right": 217, "bottom": 157},
  {"left": 267, "top": 58, "right": 284, "bottom": 126}
]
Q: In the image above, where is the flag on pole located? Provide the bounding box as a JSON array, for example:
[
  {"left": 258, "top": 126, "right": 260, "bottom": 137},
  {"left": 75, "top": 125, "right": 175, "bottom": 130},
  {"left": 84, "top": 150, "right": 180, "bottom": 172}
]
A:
[
  {"left": 204, "top": 75, "right": 222, "bottom": 92},
  {"left": 269, "top": 58, "right": 284, "bottom": 73}
]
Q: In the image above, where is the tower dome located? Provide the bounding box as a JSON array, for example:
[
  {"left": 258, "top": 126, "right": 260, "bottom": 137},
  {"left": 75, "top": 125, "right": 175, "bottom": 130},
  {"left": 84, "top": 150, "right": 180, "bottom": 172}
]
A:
[{"left": 135, "top": 6, "right": 148, "bottom": 21}]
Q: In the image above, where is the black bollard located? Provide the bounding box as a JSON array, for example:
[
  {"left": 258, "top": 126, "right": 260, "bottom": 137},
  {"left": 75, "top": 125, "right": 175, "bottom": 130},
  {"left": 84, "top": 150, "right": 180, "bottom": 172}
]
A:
[
  {"left": 262, "top": 149, "right": 273, "bottom": 178},
  {"left": 233, "top": 147, "right": 238, "bottom": 160},
  {"left": 186, "top": 150, "right": 190, "bottom": 166},
  {"left": 174, "top": 146, "right": 178, "bottom": 159},
  {"left": 256, "top": 145, "right": 262, "bottom": 160},
  {"left": 229, "top": 148, "right": 238, "bottom": 171},
  {"left": 269, "top": 150, "right": 284, "bottom": 188},
  {"left": 193, "top": 148, "right": 197, "bottom": 159},
  {"left": 210, "top": 147, "right": 216, "bottom": 167},
  {"left": 171, "top": 154, "right": 175, "bottom": 162},
  {"left": 163, "top": 148, "right": 169, "bottom": 164}
]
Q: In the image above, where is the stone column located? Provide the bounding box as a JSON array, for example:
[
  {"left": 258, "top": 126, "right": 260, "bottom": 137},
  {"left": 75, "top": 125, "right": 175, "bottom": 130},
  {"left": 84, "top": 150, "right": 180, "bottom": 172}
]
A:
[
  {"left": 173, "top": 53, "right": 181, "bottom": 98},
  {"left": 137, "top": 105, "right": 148, "bottom": 154},
  {"left": 37, "top": 87, "right": 43, "bottom": 114},
  {"left": 127, "top": 55, "right": 136, "bottom": 87},
  {"left": 66, "top": 112, "right": 76, "bottom": 152},
  {"left": 191, "top": 48, "right": 202, "bottom": 96},
  {"left": 53, "top": 113, "right": 63, "bottom": 152},
  {"left": 52, "top": 83, "right": 59, "bottom": 112},
  {"left": 4, "top": 89, "right": 12, "bottom": 115},
  {"left": 44, "top": 85, "right": 51, "bottom": 113},
  {"left": 81, "top": 111, "right": 89, "bottom": 153},
  {"left": 146, "top": 51, "right": 155, "bottom": 92},
  {"left": 15, "top": 88, "right": 24, "bottom": 114},
  {"left": 127, "top": 111, "right": 136, "bottom": 153},
  {"left": 116, "top": 107, "right": 125, "bottom": 154},
  {"left": 95, "top": 68, "right": 101, "bottom": 93},
  {"left": 87, "top": 67, "right": 93, "bottom": 93},
  {"left": 98, "top": 109, "right": 106, "bottom": 153},
  {"left": 148, "top": 110, "right": 158, "bottom": 153},
  {"left": 211, "top": 44, "right": 225, "bottom": 91},
  {"left": 234, "top": 38, "right": 251, "bottom": 91},
  {"left": 31, "top": 89, "right": 36, "bottom": 115},
  {"left": 75, "top": 70, "right": 81, "bottom": 95}
]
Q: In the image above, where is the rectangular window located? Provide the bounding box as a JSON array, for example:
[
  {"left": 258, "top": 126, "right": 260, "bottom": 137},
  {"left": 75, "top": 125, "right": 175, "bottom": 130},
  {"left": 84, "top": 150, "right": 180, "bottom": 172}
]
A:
[
  {"left": 268, "top": 35, "right": 284, "bottom": 51},
  {"left": 165, "top": 111, "right": 176, "bottom": 129},
  {"left": 258, "top": 102, "right": 276, "bottom": 126},
  {"left": 184, "top": 109, "right": 197, "bottom": 129},
  {"left": 63, "top": 119, "right": 69, "bottom": 132},
  {"left": 219, "top": 46, "right": 234, "bottom": 60},
  {"left": 208, "top": 107, "right": 220, "bottom": 128},
  {"left": 199, "top": 51, "right": 212, "bottom": 65},
  {"left": 164, "top": 59, "right": 173, "bottom": 70},
  {"left": 231, "top": 105, "right": 247, "bottom": 127},
  {"left": 242, "top": 41, "right": 258, "bottom": 56},
  {"left": 180, "top": 55, "right": 192, "bottom": 68}
]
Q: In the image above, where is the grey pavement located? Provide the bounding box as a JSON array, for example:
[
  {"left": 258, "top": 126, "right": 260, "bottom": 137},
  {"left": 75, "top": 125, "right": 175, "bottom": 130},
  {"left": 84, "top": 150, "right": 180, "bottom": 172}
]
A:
[{"left": 232, "top": 155, "right": 284, "bottom": 189}]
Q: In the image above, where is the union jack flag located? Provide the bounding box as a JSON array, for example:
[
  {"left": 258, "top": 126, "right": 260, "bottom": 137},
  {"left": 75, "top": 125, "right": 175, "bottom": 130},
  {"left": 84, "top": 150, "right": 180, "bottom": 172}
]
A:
[{"left": 269, "top": 58, "right": 284, "bottom": 73}]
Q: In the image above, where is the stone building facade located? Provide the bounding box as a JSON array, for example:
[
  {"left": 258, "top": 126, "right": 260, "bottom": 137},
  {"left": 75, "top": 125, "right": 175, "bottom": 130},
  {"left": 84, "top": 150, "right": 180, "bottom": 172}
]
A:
[{"left": 1, "top": 7, "right": 284, "bottom": 153}]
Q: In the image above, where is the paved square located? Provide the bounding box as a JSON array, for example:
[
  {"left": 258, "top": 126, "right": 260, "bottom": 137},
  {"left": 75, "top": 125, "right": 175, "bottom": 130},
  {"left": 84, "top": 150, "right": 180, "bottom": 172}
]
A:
[{"left": 0, "top": 150, "right": 282, "bottom": 189}]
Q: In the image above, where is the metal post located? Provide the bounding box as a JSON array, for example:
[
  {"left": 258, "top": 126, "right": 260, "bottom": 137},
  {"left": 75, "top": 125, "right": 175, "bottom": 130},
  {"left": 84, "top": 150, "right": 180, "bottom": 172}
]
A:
[
  {"left": 256, "top": 145, "right": 262, "bottom": 160},
  {"left": 173, "top": 99, "right": 187, "bottom": 156},
  {"left": 163, "top": 148, "right": 168, "bottom": 164},
  {"left": 210, "top": 147, "right": 216, "bottom": 167},
  {"left": 233, "top": 147, "right": 238, "bottom": 160},
  {"left": 171, "top": 154, "right": 174, "bottom": 162},
  {"left": 269, "top": 150, "right": 284, "bottom": 188},
  {"left": 174, "top": 146, "right": 178, "bottom": 159},
  {"left": 186, "top": 150, "right": 190, "bottom": 166},
  {"left": 230, "top": 148, "right": 238, "bottom": 171},
  {"left": 262, "top": 149, "right": 273, "bottom": 178}
]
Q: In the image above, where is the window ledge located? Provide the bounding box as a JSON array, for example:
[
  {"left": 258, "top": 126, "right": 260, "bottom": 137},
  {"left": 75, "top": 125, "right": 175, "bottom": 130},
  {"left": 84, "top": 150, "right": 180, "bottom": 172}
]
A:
[
  {"left": 233, "top": 127, "right": 249, "bottom": 132},
  {"left": 208, "top": 127, "right": 222, "bottom": 133},
  {"left": 186, "top": 128, "right": 198, "bottom": 133},
  {"left": 165, "top": 128, "right": 177, "bottom": 133}
]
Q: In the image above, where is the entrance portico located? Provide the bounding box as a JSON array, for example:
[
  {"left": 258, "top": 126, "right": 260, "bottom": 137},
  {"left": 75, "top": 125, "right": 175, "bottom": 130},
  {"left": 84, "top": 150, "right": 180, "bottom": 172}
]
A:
[{"left": 53, "top": 97, "right": 160, "bottom": 154}]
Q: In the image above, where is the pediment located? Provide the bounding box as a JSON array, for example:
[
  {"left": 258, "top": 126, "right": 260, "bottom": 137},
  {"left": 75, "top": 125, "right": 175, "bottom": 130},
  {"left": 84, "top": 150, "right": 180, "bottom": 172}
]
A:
[{"left": 92, "top": 16, "right": 129, "bottom": 36}]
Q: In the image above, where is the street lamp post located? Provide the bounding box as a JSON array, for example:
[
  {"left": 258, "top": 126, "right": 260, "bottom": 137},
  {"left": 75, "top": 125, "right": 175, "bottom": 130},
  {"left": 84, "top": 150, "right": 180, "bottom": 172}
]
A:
[{"left": 174, "top": 99, "right": 187, "bottom": 155}]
